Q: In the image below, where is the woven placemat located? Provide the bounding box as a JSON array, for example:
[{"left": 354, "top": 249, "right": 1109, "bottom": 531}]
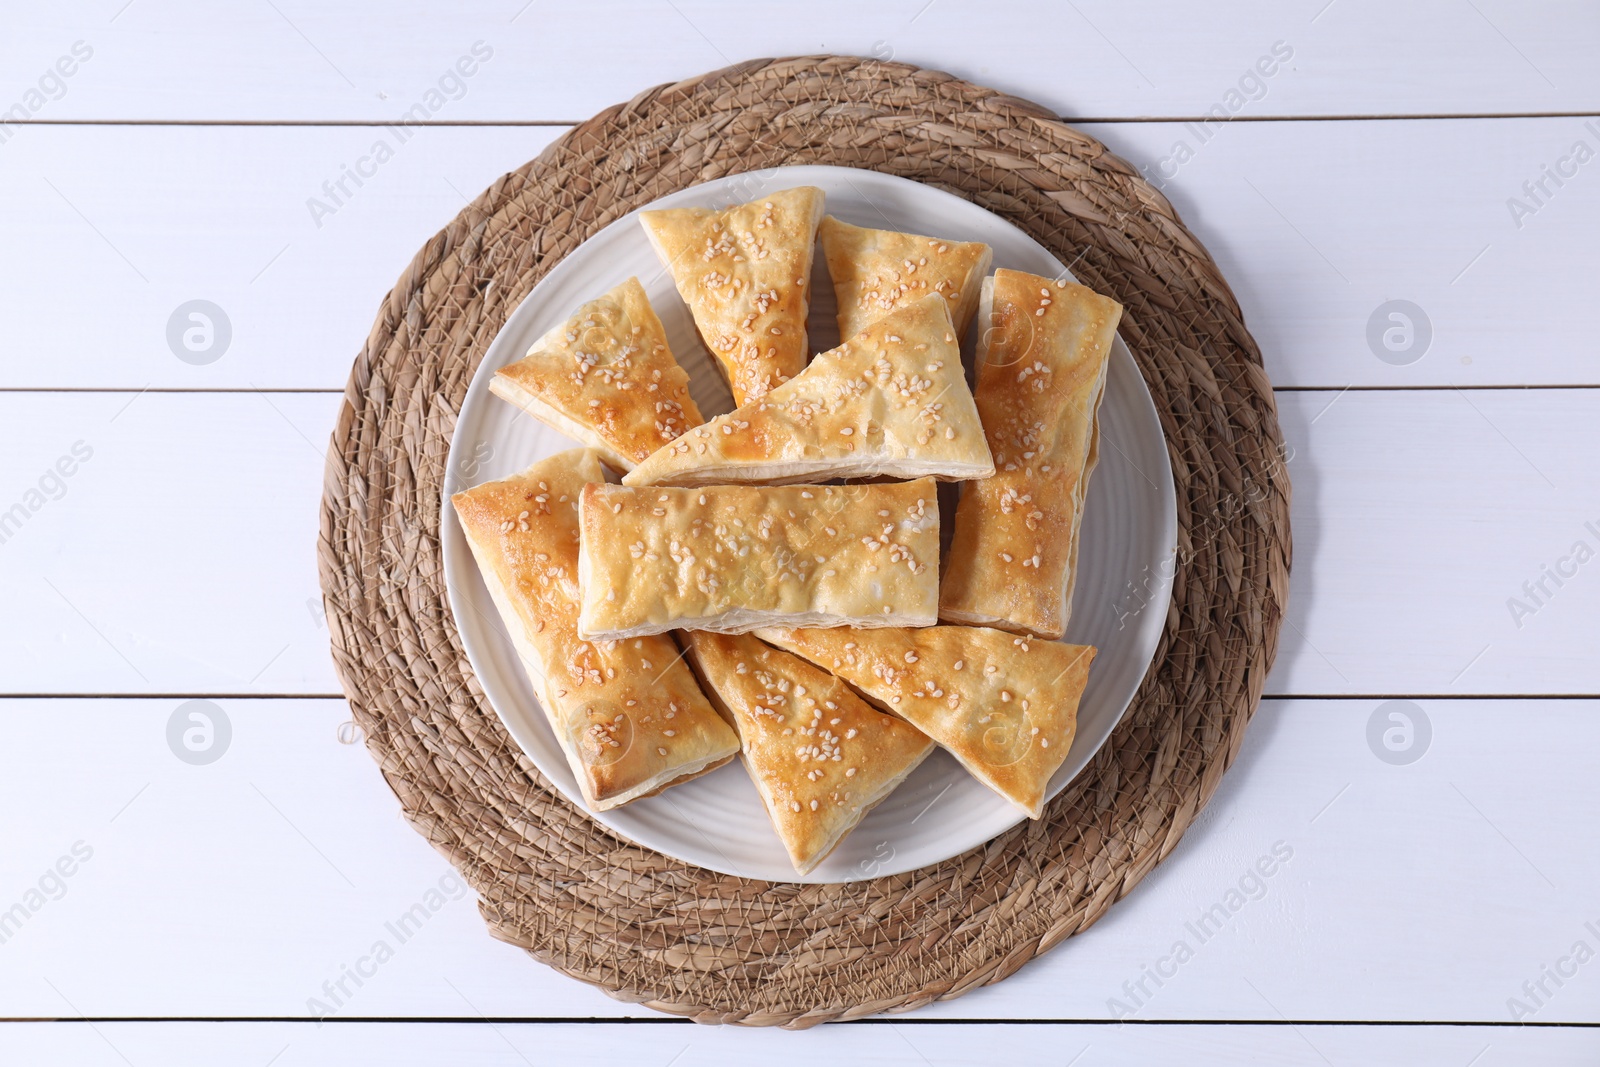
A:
[{"left": 318, "top": 55, "right": 1290, "bottom": 1028}]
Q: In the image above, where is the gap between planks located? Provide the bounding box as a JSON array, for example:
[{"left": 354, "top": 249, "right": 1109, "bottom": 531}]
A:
[
  {"left": 5, "top": 694, "right": 1597, "bottom": 702},
  {"left": 6, "top": 384, "right": 1600, "bottom": 396},
  {"left": 3, "top": 112, "right": 1599, "bottom": 127},
  {"left": 2, "top": 1016, "right": 1598, "bottom": 1027}
]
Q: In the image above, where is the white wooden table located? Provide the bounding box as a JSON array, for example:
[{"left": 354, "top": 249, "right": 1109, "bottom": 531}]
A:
[{"left": 3, "top": 3, "right": 1598, "bottom": 1063}]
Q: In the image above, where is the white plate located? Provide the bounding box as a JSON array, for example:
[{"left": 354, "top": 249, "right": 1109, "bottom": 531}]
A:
[{"left": 442, "top": 165, "right": 1176, "bottom": 883}]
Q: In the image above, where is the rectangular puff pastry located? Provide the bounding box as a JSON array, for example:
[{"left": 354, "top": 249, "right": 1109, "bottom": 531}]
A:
[
  {"left": 489, "top": 277, "right": 703, "bottom": 472},
  {"left": 819, "top": 216, "right": 992, "bottom": 341},
  {"left": 639, "top": 186, "right": 824, "bottom": 405},
  {"left": 621, "top": 295, "right": 994, "bottom": 487},
  {"left": 755, "top": 625, "right": 1095, "bottom": 819},
  {"left": 685, "top": 632, "right": 934, "bottom": 875},
  {"left": 577, "top": 478, "right": 940, "bottom": 639},
  {"left": 451, "top": 448, "right": 739, "bottom": 812},
  {"left": 940, "top": 270, "right": 1124, "bottom": 639}
]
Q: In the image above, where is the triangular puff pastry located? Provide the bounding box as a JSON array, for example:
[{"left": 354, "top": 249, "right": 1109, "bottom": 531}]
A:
[
  {"left": 489, "top": 277, "right": 703, "bottom": 472},
  {"left": 577, "top": 479, "right": 941, "bottom": 639},
  {"left": 640, "top": 186, "right": 824, "bottom": 405},
  {"left": 451, "top": 448, "right": 739, "bottom": 812},
  {"left": 621, "top": 295, "right": 994, "bottom": 487},
  {"left": 940, "top": 270, "right": 1123, "bottom": 639},
  {"left": 755, "top": 625, "right": 1095, "bottom": 819},
  {"left": 819, "top": 216, "right": 992, "bottom": 341},
  {"left": 686, "top": 632, "right": 935, "bottom": 875}
]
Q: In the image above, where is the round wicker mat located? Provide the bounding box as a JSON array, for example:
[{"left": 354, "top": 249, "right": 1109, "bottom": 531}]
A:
[{"left": 317, "top": 55, "right": 1290, "bottom": 1028}]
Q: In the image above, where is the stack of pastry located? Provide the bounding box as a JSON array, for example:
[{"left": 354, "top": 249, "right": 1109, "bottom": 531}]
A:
[{"left": 453, "top": 186, "right": 1124, "bottom": 876}]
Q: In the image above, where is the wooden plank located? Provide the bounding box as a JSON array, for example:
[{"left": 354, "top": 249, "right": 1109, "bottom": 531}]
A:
[
  {"left": 5, "top": 1, "right": 1597, "bottom": 122},
  {"left": 1081, "top": 116, "right": 1600, "bottom": 389},
  {"left": 2, "top": 119, "right": 1596, "bottom": 392},
  {"left": 1269, "top": 386, "right": 1600, "bottom": 695},
  {"left": 0, "top": 125, "right": 565, "bottom": 392},
  {"left": 0, "top": 391, "right": 338, "bottom": 695},
  {"left": 2, "top": 389, "right": 1595, "bottom": 697},
  {"left": 0, "top": 697, "right": 1594, "bottom": 1024},
  {"left": 1, "top": 1020, "right": 1596, "bottom": 1066}
]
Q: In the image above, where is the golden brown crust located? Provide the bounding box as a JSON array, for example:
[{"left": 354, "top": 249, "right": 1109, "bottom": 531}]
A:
[
  {"left": 621, "top": 296, "right": 993, "bottom": 487},
  {"left": 686, "top": 632, "right": 934, "bottom": 875},
  {"left": 819, "top": 216, "right": 992, "bottom": 340},
  {"left": 489, "top": 277, "right": 703, "bottom": 472},
  {"left": 754, "top": 624, "right": 1095, "bottom": 818},
  {"left": 577, "top": 479, "right": 941, "bottom": 639},
  {"left": 451, "top": 448, "right": 739, "bottom": 811},
  {"left": 939, "top": 270, "right": 1123, "bottom": 639},
  {"left": 639, "top": 186, "right": 824, "bottom": 405}
]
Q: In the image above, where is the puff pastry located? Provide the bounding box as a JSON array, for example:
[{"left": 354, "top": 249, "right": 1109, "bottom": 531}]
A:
[
  {"left": 577, "top": 479, "right": 941, "bottom": 639},
  {"left": 639, "top": 186, "right": 824, "bottom": 405},
  {"left": 686, "top": 632, "right": 935, "bottom": 875},
  {"left": 940, "top": 270, "right": 1124, "bottom": 639},
  {"left": 451, "top": 448, "right": 739, "bottom": 812},
  {"left": 621, "top": 295, "right": 994, "bottom": 487},
  {"left": 755, "top": 624, "right": 1096, "bottom": 818},
  {"left": 489, "top": 277, "right": 703, "bottom": 472},
  {"left": 819, "top": 216, "right": 992, "bottom": 341}
]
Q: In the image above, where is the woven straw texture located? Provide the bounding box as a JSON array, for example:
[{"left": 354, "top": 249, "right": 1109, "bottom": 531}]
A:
[{"left": 318, "top": 55, "right": 1290, "bottom": 1028}]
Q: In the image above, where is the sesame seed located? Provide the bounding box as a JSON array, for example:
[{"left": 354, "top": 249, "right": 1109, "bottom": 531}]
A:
[{"left": 657, "top": 747, "right": 669, "bottom": 756}]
